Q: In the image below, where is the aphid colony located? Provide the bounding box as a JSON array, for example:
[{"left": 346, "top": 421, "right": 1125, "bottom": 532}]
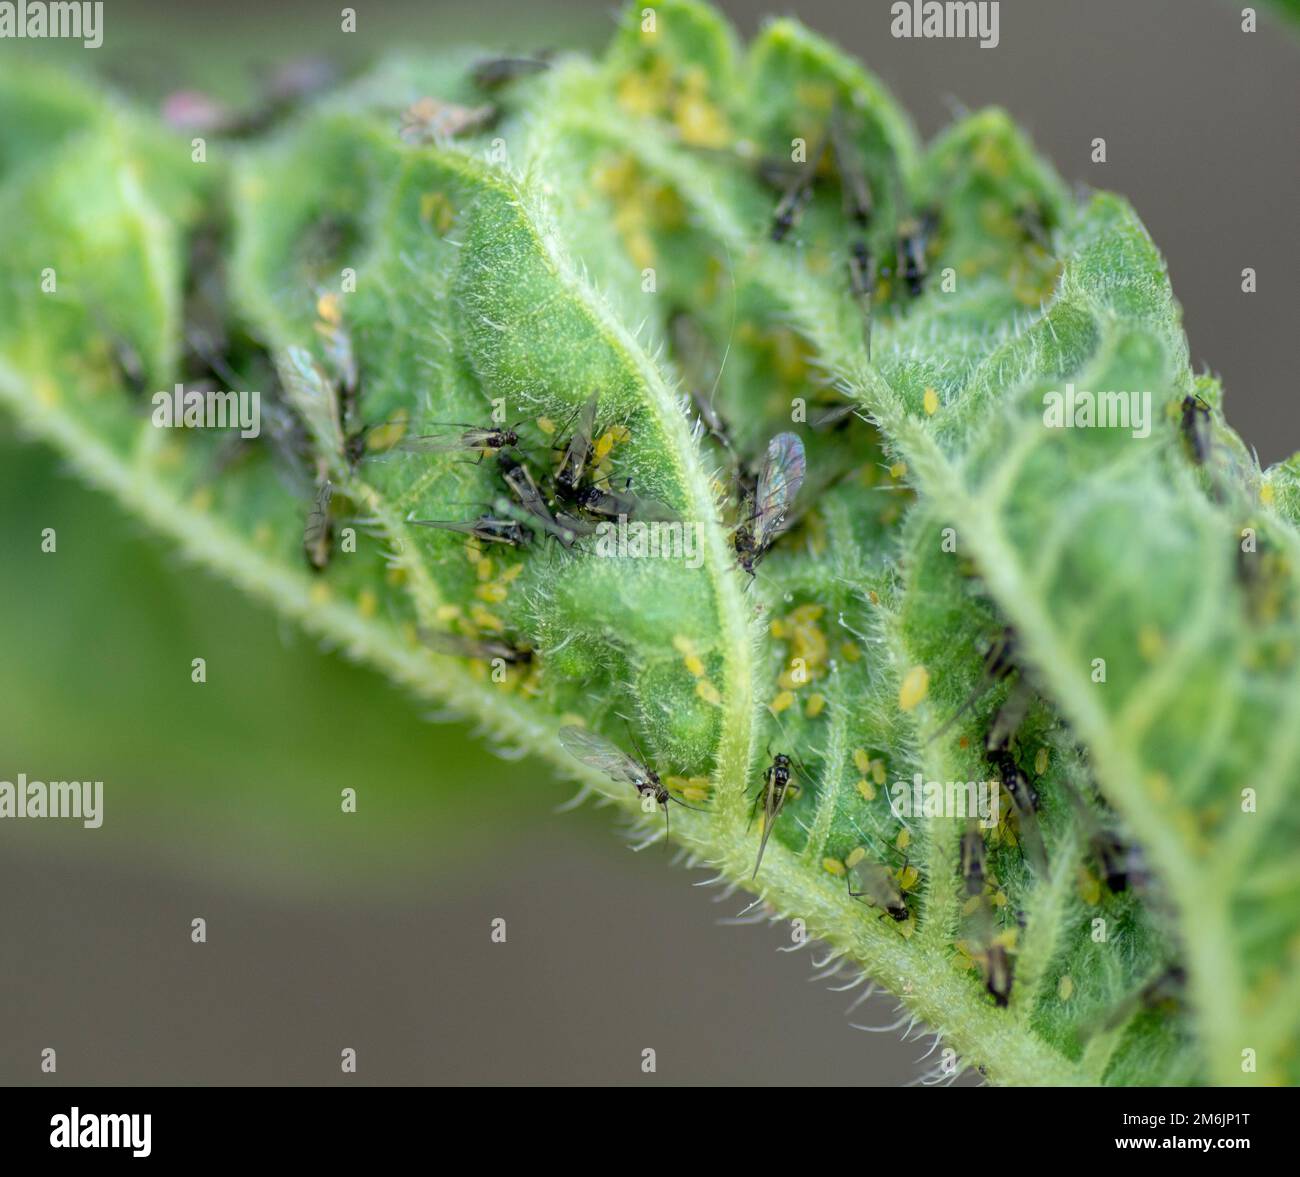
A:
[{"left": 760, "top": 103, "right": 936, "bottom": 358}]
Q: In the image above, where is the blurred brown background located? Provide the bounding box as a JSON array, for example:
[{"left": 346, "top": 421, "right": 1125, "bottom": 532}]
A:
[{"left": 0, "top": 0, "right": 1295, "bottom": 1086}]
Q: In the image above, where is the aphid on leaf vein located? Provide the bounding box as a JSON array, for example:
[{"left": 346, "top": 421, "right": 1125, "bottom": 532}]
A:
[
  {"left": 553, "top": 393, "right": 600, "bottom": 504},
  {"left": 409, "top": 513, "right": 530, "bottom": 548},
  {"left": 1180, "top": 394, "right": 1212, "bottom": 466},
  {"left": 845, "top": 852, "right": 909, "bottom": 921},
  {"left": 276, "top": 346, "right": 359, "bottom": 476},
  {"left": 558, "top": 725, "right": 705, "bottom": 839},
  {"left": 959, "top": 823, "right": 1014, "bottom": 1006},
  {"left": 734, "top": 432, "right": 807, "bottom": 577},
  {"left": 498, "top": 451, "right": 580, "bottom": 547},
  {"left": 396, "top": 422, "right": 523, "bottom": 461},
  {"left": 750, "top": 750, "right": 807, "bottom": 879},
  {"left": 303, "top": 479, "right": 334, "bottom": 572}
]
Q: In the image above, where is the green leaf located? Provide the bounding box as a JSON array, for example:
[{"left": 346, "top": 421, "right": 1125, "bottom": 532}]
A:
[{"left": 2, "top": 0, "right": 1298, "bottom": 1086}]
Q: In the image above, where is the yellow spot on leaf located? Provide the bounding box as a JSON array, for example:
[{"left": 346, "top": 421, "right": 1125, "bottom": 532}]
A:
[
  {"left": 357, "top": 588, "right": 377, "bottom": 618},
  {"left": 1058, "top": 975, "right": 1074, "bottom": 1001},
  {"left": 1034, "top": 746, "right": 1049, "bottom": 775},
  {"left": 923, "top": 387, "right": 939, "bottom": 415},
  {"left": 823, "top": 857, "right": 846, "bottom": 877},
  {"left": 696, "top": 680, "right": 722, "bottom": 706},
  {"left": 856, "top": 778, "right": 876, "bottom": 802},
  {"left": 899, "top": 665, "right": 929, "bottom": 711},
  {"left": 804, "top": 692, "right": 826, "bottom": 718},
  {"left": 770, "top": 690, "right": 796, "bottom": 713}
]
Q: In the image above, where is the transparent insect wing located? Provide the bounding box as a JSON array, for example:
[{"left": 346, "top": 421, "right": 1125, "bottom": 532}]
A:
[
  {"left": 558, "top": 393, "right": 599, "bottom": 489},
  {"left": 752, "top": 432, "right": 806, "bottom": 548},
  {"left": 303, "top": 480, "right": 333, "bottom": 569},
  {"left": 277, "top": 346, "right": 345, "bottom": 467},
  {"left": 558, "top": 725, "right": 651, "bottom": 791},
  {"left": 752, "top": 767, "right": 792, "bottom": 879},
  {"left": 421, "top": 629, "right": 530, "bottom": 664}
]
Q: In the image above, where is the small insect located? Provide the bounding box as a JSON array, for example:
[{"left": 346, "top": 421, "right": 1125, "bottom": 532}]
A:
[
  {"left": 848, "top": 239, "right": 877, "bottom": 360},
  {"left": 1014, "top": 199, "right": 1054, "bottom": 252},
  {"left": 750, "top": 751, "right": 802, "bottom": 879},
  {"left": 569, "top": 480, "right": 676, "bottom": 523},
  {"left": 829, "top": 107, "right": 872, "bottom": 230},
  {"left": 303, "top": 479, "right": 334, "bottom": 572},
  {"left": 553, "top": 393, "right": 600, "bottom": 503},
  {"left": 846, "top": 854, "right": 910, "bottom": 921},
  {"left": 110, "top": 334, "right": 148, "bottom": 396},
  {"left": 669, "top": 311, "right": 735, "bottom": 453},
  {"left": 925, "top": 626, "right": 1019, "bottom": 746},
  {"left": 396, "top": 422, "right": 523, "bottom": 461},
  {"left": 275, "top": 346, "right": 358, "bottom": 476},
  {"left": 990, "top": 746, "right": 1048, "bottom": 874},
  {"left": 769, "top": 132, "right": 827, "bottom": 243},
  {"left": 557, "top": 724, "right": 704, "bottom": 837},
  {"left": 983, "top": 942, "right": 1014, "bottom": 1008},
  {"left": 400, "top": 96, "right": 497, "bottom": 143},
  {"left": 734, "top": 432, "right": 807, "bottom": 577},
  {"left": 498, "top": 451, "right": 579, "bottom": 546},
  {"left": 1062, "top": 782, "right": 1143, "bottom": 893},
  {"left": 472, "top": 54, "right": 552, "bottom": 89},
  {"left": 409, "top": 513, "right": 530, "bottom": 547},
  {"left": 420, "top": 629, "right": 533, "bottom": 665},
  {"left": 958, "top": 821, "right": 1014, "bottom": 1005},
  {"left": 960, "top": 820, "right": 987, "bottom": 899},
  {"left": 896, "top": 216, "right": 929, "bottom": 297},
  {"left": 1087, "top": 965, "right": 1186, "bottom": 1038},
  {"left": 1180, "top": 394, "right": 1212, "bottom": 466}
]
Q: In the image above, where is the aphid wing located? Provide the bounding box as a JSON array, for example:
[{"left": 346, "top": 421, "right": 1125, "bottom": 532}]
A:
[
  {"left": 276, "top": 346, "right": 346, "bottom": 469},
  {"left": 752, "top": 432, "right": 806, "bottom": 547},
  {"left": 558, "top": 725, "right": 645, "bottom": 787},
  {"left": 558, "top": 393, "right": 598, "bottom": 482}
]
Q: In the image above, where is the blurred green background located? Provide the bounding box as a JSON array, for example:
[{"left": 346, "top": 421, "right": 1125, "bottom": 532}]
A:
[{"left": 1, "top": 0, "right": 1296, "bottom": 1084}]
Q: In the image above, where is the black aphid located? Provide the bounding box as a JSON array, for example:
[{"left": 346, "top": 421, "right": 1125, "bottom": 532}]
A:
[
  {"left": 848, "top": 239, "right": 877, "bottom": 360},
  {"left": 558, "top": 724, "right": 705, "bottom": 838},
  {"left": 499, "top": 450, "right": 579, "bottom": 546},
  {"left": 1180, "top": 394, "right": 1212, "bottom": 466},
  {"left": 750, "top": 751, "right": 800, "bottom": 879},
  {"left": 553, "top": 393, "right": 599, "bottom": 503},
  {"left": 409, "top": 513, "right": 530, "bottom": 547},
  {"left": 472, "top": 54, "right": 552, "bottom": 89},
  {"left": 770, "top": 131, "right": 827, "bottom": 243},
  {"left": 896, "top": 216, "right": 929, "bottom": 297},
  {"left": 396, "top": 422, "right": 523, "bottom": 461}
]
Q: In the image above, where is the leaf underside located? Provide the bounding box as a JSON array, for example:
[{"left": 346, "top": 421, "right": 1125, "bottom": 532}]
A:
[{"left": 2, "top": 1, "right": 1299, "bottom": 1086}]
